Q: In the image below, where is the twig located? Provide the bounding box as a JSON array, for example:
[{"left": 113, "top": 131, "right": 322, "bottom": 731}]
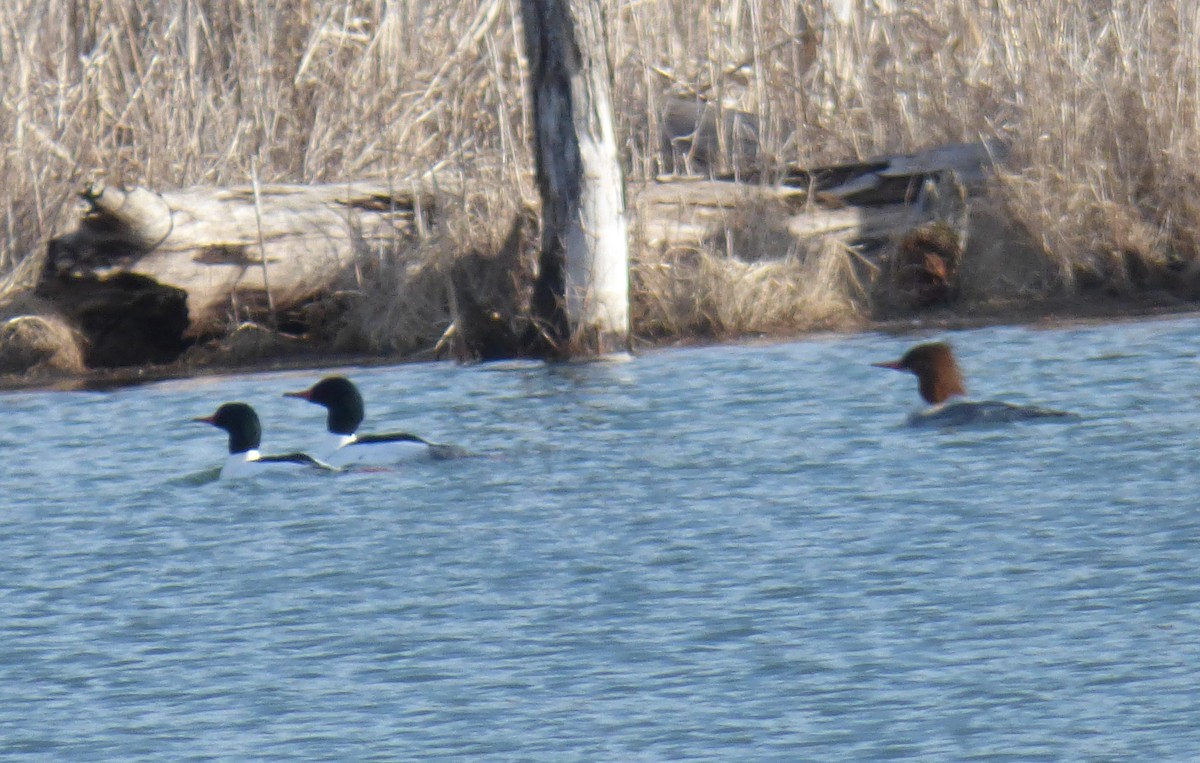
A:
[{"left": 249, "top": 158, "right": 276, "bottom": 327}]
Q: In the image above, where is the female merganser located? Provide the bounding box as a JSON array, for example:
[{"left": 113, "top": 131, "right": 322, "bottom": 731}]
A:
[
  {"left": 283, "top": 376, "right": 464, "bottom": 467},
  {"left": 193, "top": 402, "right": 334, "bottom": 479},
  {"left": 872, "top": 341, "right": 1073, "bottom": 426}
]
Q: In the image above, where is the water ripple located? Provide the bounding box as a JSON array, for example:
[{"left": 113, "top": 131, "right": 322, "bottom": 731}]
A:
[{"left": 2, "top": 317, "right": 1200, "bottom": 758}]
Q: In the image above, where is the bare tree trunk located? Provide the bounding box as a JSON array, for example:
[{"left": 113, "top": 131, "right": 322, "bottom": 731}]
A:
[{"left": 520, "top": 0, "right": 629, "bottom": 357}]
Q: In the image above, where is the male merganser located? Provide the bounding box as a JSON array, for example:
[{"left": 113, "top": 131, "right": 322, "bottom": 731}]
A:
[
  {"left": 872, "top": 341, "right": 1073, "bottom": 426},
  {"left": 193, "top": 402, "right": 335, "bottom": 479},
  {"left": 283, "top": 376, "right": 464, "bottom": 467}
]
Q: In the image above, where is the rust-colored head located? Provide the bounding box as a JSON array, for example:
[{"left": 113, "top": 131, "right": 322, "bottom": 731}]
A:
[{"left": 873, "top": 341, "right": 967, "bottom": 405}]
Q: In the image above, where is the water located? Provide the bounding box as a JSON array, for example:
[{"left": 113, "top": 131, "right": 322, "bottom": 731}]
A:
[{"left": 2, "top": 315, "right": 1200, "bottom": 760}]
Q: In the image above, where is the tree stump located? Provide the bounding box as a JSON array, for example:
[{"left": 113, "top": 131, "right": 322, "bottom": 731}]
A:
[{"left": 520, "top": 0, "right": 630, "bottom": 357}]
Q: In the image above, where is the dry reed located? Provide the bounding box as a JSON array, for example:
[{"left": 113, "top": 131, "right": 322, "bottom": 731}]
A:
[
  {"left": 632, "top": 237, "right": 867, "bottom": 341},
  {"left": 3, "top": 0, "right": 1198, "bottom": 355}
]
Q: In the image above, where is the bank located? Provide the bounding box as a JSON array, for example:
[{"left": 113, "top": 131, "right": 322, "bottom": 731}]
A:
[{"left": 4, "top": 140, "right": 1200, "bottom": 392}]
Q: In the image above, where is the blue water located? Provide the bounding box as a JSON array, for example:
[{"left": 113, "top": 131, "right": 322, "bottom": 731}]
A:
[{"left": 2, "top": 315, "right": 1200, "bottom": 760}]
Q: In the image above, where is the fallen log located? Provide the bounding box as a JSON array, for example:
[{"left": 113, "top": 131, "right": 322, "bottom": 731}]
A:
[
  {"left": 637, "top": 140, "right": 1002, "bottom": 246},
  {"left": 632, "top": 179, "right": 920, "bottom": 250},
  {"left": 43, "top": 179, "right": 439, "bottom": 341}
]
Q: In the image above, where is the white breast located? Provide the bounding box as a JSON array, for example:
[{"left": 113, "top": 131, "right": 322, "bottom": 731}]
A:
[
  {"left": 325, "top": 435, "right": 431, "bottom": 468},
  {"left": 218, "top": 450, "right": 321, "bottom": 479}
]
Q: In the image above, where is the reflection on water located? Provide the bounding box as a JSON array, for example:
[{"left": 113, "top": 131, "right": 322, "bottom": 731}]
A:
[{"left": 2, "top": 316, "right": 1200, "bottom": 759}]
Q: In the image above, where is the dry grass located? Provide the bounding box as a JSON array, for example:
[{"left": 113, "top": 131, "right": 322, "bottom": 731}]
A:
[
  {"left": 633, "top": 237, "right": 867, "bottom": 341},
  {"left": 4, "top": 0, "right": 1200, "bottom": 356},
  {"left": 0, "top": 296, "right": 84, "bottom": 376}
]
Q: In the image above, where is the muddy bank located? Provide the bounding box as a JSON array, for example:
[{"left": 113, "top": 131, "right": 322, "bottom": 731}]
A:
[{"left": 2, "top": 294, "right": 1195, "bottom": 393}]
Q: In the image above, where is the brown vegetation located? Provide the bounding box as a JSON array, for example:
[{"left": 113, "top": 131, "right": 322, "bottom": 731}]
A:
[{"left": 3, "top": 0, "right": 1199, "bottom": 378}]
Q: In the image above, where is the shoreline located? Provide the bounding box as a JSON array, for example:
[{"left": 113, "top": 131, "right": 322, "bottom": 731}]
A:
[{"left": 4, "top": 296, "right": 1195, "bottom": 394}]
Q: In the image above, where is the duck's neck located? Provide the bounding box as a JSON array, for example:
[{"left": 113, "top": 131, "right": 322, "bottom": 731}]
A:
[
  {"left": 322, "top": 432, "right": 357, "bottom": 454},
  {"left": 220, "top": 449, "right": 261, "bottom": 479}
]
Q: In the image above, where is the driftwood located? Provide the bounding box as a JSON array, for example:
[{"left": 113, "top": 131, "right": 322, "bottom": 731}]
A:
[
  {"left": 44, "top": 179, "right": 437, "bottom": 335},
  {"left": 633, "top": 140, "right": 1004, "bottom": 251},
  {"left": 634, "top": 181, "right": 917, "bottom": 250}
]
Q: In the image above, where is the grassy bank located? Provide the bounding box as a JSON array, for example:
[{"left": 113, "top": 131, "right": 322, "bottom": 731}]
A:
[{"left": 3, "top": 0, "right": 1199, "bottom": 365}]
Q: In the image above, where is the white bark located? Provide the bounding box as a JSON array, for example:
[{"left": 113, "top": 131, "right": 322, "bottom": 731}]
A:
[
  {"left": 566, "top": 111, "right": 629, "bottom": 346},
  {"left": 521, "top": 0, "right": 629, "bottom": 356}
]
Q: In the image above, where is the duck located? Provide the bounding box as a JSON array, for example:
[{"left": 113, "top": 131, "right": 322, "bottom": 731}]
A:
[
  {"left": 193, "top": 402, "right": 335, "bottom": 479},
  {"left": 283, "top": 376, "right": 465, "bottom": 467},
  {"left": 872, "top": 341, "right": 1073, "bottom": 426}
]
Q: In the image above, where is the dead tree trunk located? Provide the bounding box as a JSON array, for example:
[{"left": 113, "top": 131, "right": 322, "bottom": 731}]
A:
[{"left": 520, "top": 0, "right": 629, "bottom": 357}]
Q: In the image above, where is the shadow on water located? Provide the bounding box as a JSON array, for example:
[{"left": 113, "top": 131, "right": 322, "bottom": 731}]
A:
[{"left": 167, "top": 466, "right": 222, "bottom": 486}]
